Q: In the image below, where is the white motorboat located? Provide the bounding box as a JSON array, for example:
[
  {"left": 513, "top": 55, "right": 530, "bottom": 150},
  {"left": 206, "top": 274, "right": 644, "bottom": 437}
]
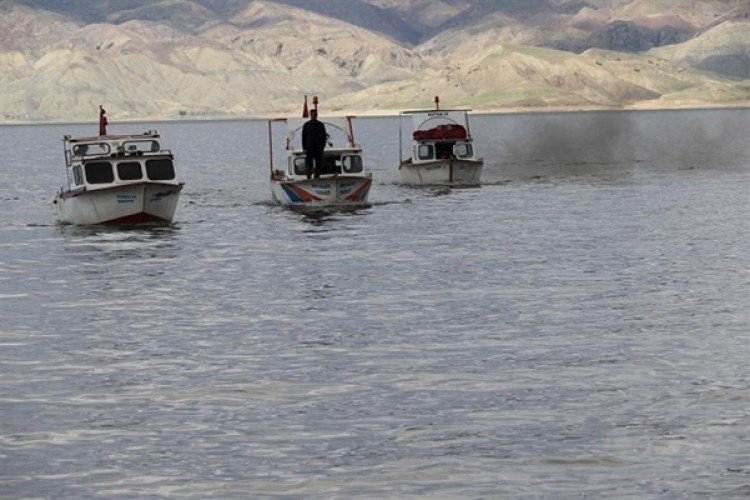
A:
[
  {"left": 54, "top": 113, "right": 183, "bottom": 225},
  {"left": 268, "top": 97, "right": 372, "bottom": 207},
  {"left": 399, "top": 97, "right": 483, "bottom": 186}
]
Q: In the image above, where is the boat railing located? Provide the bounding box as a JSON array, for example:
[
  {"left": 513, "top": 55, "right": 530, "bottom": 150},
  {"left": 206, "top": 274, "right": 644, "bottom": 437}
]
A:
[
  {"left": 268, "top": 116, "right": 359, "bottom": 178},
  {"left": 64, "top": 131, "right": 167, "bottom": 166}
]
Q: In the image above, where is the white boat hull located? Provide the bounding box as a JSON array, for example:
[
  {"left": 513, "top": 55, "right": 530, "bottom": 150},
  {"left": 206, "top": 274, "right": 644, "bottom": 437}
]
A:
[
  {"left": 270, "top": 174, "right": 372, "bottom": 206},
  {"left": 55, "top": 182, "right": 183, "bottom": 225},
  {"left": 399, "top": 159, "right": 483, "bottom": 186}
]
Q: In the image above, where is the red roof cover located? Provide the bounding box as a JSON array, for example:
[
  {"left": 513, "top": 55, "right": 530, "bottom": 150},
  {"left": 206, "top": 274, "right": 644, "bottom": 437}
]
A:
[{"left": 413, "top": 124, "right": 466, "bottom": 141}]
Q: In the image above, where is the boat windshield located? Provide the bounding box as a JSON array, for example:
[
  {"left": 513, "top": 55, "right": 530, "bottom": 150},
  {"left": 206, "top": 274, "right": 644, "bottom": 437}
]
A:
[
  {"left": 145, "top": 158, "right": 175, "bottom": 180},
  {"left": 417, "top": 144, "right": 434, "bottom": 160},
  {"left": 455, "top": 143, "right": 473, "bottom": 158},
  {"left": 85, "top": 161, "right": 115, "bottom": 184},
  {"left": 292, "top": 156, "right": 307, "bottom": 175},
  {"left": 342, "top": 155, "right": 362, "bottom": 173},
  {"left": 289, "top": 153, "right": 363, "bottom": 176}
]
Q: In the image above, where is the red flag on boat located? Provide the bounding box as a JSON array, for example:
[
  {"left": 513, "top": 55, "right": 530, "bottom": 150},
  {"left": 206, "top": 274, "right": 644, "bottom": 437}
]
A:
[
  {"left": 302, "top": 95, "right": 309, "bottom": 118},
  {"left": 99, "top": 105, "right": 108, "bottom": 136}
]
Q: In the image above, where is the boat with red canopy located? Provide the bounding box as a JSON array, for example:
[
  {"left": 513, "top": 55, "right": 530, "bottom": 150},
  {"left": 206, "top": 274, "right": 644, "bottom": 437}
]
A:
[{"left": 399, "top": 96, "right": 483, "bottom": 186}]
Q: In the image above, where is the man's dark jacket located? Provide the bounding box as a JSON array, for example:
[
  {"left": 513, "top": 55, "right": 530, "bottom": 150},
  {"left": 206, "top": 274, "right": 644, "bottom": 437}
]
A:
[{"left": 302, "top": 119, "right": 327, "bottom": 153}]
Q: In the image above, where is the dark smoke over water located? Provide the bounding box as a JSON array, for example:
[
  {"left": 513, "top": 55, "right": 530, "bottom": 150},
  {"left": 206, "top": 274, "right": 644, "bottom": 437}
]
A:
[{"left": 475, "top": 108, "right": 750, "bottom": 183}]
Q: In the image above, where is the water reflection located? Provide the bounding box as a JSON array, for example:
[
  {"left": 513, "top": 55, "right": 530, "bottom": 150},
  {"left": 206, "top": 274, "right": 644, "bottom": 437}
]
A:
[
  {"left": 292, "top": 204, "right": 372, "bottom": 219},
  {"left": 59, "top": 224, "right": 181, "bottom": 263},
  {"left": 269, "top": 204, "right": 373, "bottom": 229},
  {"left": 58, "top": 222, "right": 181, "bottom": 236}
]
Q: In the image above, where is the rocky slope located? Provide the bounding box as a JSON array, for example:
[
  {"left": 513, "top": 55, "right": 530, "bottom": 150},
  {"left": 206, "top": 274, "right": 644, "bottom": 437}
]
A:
[{"left": 0, "top": 0, "right": 748, "bottom": 123}]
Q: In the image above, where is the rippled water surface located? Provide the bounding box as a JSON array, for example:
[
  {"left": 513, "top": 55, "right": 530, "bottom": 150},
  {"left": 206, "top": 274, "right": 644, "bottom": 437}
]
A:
[{"left": 2, "top": 109, "right": 750, "bottom": 498}]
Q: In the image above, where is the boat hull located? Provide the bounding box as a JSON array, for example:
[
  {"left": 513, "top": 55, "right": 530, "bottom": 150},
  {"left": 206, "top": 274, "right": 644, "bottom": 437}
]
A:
[
  {"left": 55, "top": 182, "right": 183, "bottom": 225},
  {"left": 270, "top": 174, "right": 372, "bottom": 206},
  {"left": 399, "top": 159, "right": 483, "bottom": 186}
]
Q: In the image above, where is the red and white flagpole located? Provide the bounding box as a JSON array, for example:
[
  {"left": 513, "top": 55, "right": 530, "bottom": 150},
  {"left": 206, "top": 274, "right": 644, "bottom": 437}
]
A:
[{"left": 99, "top": 105, "right": 108, "bottom": 136}]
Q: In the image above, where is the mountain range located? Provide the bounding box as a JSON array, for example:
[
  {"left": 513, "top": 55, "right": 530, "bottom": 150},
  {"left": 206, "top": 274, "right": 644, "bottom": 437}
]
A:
[{"left": 1, "top": 0, "right": 749, "bottom": 123}]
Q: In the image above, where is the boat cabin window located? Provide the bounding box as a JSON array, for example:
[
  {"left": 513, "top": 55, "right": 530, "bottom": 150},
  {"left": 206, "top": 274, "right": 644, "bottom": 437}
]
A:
[
  {"left": 117, "top": 161, "right": 143, "bottom": 181},
  {"left": 289, "top": 154, "right": 358, "bottom": 175},
  {"left": 417, "top": 144, "right": 434, "bottom": 160},
  {"left": 73, "top": 165, "right": 83, "bottom": 186},
  {"left": 84, "top": 161, "right": 115, "bottom": 184},
  {"left": 292, "top": 156, "right": 307, "bottom": 175},
  {"left": 319, "top": 156, "right": 339, "bottom": 175},
  {"left": 145, "top": 158, "right": 175, "bottom": 180},
  {"left": 435, "top": 142, "right": 454, "bottom": 159},
  {"left": 122, "top": 140, "right": 160, "bottom": 153},
  {"left": 73, "top": 143, "right": 109, "bottom": 156},
  {"left": 342, "top": 155, "right": 363, "bottom": 173},
  {"left": 455, "top": 143, "right": 473, "bottom": 158}
]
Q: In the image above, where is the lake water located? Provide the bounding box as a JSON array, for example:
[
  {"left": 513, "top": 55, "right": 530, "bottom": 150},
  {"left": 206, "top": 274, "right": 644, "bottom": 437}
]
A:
[{"left": 2, "top": 108, "right": 750, "bottom": 498}]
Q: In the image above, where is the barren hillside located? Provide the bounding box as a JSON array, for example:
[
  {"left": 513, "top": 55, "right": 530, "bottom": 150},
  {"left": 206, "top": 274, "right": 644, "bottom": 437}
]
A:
[{"left": 1, "top": 0, "right": 748, "bottom": 123}]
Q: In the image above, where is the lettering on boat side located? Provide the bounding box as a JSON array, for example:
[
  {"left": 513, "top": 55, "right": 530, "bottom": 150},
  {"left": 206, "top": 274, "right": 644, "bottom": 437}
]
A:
[
  {"left": 149, "top": 191, "right": 173, "bottom": 202},
  {"left": 310, "top": 183, "right": 331, "bottom": 195},
  {"left": 117, "top": 194, "right": 136, "bottom": 203}
]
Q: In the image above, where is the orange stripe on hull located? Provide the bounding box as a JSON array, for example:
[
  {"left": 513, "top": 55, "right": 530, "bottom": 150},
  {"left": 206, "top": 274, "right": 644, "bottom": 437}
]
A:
[
  {"left": 284, "top": 183, "right": 322, "bottom": 203},
  {"left": 346, "top": 178, "right": 372, "bottom": 202}
]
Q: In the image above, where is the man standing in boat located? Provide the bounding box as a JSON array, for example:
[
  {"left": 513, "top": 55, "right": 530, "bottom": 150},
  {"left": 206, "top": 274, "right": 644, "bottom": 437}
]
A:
[{"left": 302, "top": 109, "right": 327, "bottom": 179}]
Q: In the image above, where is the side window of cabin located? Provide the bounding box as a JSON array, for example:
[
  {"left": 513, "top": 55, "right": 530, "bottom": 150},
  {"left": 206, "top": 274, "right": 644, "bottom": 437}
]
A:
[
  {"left": 342, "top": 155, "right": 363, "bottom": 173},
  {"left": 145, "top": 159, "right": 175, "bottom": 180},
  {"left": 455, "top": 143, "right": 473, "bottom": 158},
  {"left": 117, "top": 161, "right": 143, "bottom": 181},
  {"left": 84, "top": 161, "right": 115, "bottom": 184},
  {"left": 73, "top": 165, "right": 83, "bottom": 186},
  {"left": 417, "top": 144, "right": 433, "bottom": 160},
  {"left": 292, "top": 157, "right": 307, "bottom": 175}
]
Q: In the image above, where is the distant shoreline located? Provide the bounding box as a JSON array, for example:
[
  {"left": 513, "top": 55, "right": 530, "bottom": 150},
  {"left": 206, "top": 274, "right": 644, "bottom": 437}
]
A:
[
  {"left": 2, "top": 101, "right": 749, "bottom": 126},
  {"left": 357, "top": 101, "right": 750, "bottom": 118}
]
